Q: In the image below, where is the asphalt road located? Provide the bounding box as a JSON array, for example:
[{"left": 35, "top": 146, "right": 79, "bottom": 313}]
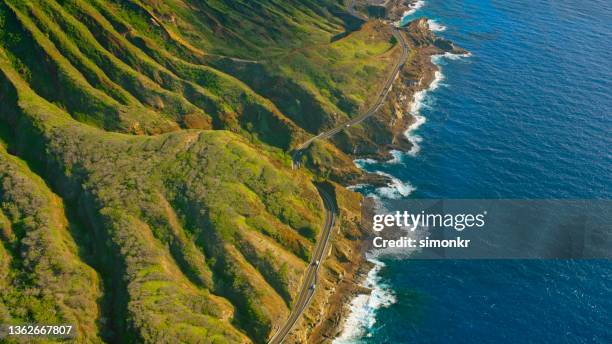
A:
[
  {"left": 348, "top": 0, "right": 367, "bottom": 20},
  {"left": 271, "top": 4, "right": 410, "bottom": 343},
  {"left": 267, "top": 186, "right": 336, "bottom": 344},
  {"left": 292, "top": 24, "right": 409, "bottom": 166}
]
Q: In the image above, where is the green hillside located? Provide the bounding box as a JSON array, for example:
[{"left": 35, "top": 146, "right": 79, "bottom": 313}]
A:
[{"left": 0, "top": 0, "right": 397, "bottom": 342}]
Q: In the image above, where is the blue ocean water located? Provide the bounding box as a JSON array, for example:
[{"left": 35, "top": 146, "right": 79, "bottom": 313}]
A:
[{"left": 343, "top": 0, "right": 612, "bottom": 342}]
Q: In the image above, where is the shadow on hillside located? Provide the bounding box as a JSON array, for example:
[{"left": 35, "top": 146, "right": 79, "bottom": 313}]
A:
[{"left": 330, "top": 10, "right": 365, "bottom": 42}]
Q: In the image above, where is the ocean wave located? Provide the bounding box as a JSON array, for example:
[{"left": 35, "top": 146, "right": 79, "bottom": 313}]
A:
[
  {"left": 387, "top": 150, "right": 404, "bottom": 164},
  {"left": 405, "top": 116, "right": 425, "bottom": 156},
  {"left": 347, "top": 170, "right": 416, "bottom": 199},
  {"left": 402, "top": 68, "right": 443, "bottom": 156},
  {"left": 346, "top": 183, "right": 367, "bottom": 191},
  {"left": 333, "top": 258, "right": 396, "bottom": 343},
  {"left": 411, "top": 69, "right": 444, "bottom": 115},
  {"left": 428, "top": 19, "right": 447, "bottom": 32},
  {"left": 403, "top": 52, "right": 471, "bottom": 155},
  {"left": 371, "top": 171, "right": 415, "bottom": 199},
  {"left": 433, "top": 52, "right": 473, "bottom": 63},
  {"left": 352, "top": 150, "right": 404, "bottom": 168},
  {"left": 401, "top": 0, "right": 425, "bottom": 18},
  {"left": 353, "top": 157, "right": 378, "bottom": 169},
  {"left": 346, "top": 184, "right": 370, "bottom": 195}
]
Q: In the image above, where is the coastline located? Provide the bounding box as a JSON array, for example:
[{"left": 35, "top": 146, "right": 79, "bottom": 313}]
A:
[
  {"left": 286, "top": 0, "right": 612, "bottom": 342},
  {"left": 346, "top": 15, "right": 467, "bottom": 198},
  {"left": 283, "top": 3, "right": 468, "bottom": 342},
  {"left": 333, "top": 257, "right": 395, "bottom": 343},
  {"left": 327, "top": 13, "right": 470, "bottom": 343}
]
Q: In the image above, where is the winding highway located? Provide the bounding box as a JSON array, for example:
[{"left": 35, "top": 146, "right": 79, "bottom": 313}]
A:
[
  {"left": 270, "top": 2, "right": 410, "bottom": 343},
  {"left": 292, "top": 15, "right": 409, "bottom": 166}
]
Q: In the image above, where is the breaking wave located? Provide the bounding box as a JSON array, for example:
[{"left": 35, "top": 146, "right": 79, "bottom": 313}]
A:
[
  {"left": 428, "top": 19, "right": 447, "bottom": 31},
  {"left": 402, "top": 0, "right": 425, "bottom": 17},
  {"left": 347, "top": 171, "right": 416, "bottom": 200},
  {"left": 387, "top": 150, "right": 404, "bottom": 164},
  {"left": 403, "top": 68, "right": 444, "bottom": 155},
  {"left": 333, "top": 258, "right": 396, "bottom": 343},
  {"left": 372, "top": 171, "right": 416, "bottom": 199}
]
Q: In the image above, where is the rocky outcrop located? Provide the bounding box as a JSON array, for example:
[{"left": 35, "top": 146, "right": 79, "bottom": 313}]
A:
[
  {"left": 330, "top": 17, "right": 466, "bottom": 163},
  {"left": 405, "top": 18, "right": 468, "bottom": 55},
  {"left": 386, "top": 0, "right": 418, "bottom": 21}
]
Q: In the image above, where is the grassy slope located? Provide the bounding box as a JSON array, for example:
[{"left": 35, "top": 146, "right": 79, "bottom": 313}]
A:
[
  {"left": 98, "top": 0, "right": 399, "bottom": 134},
  {"left": 0, "top": 0, "right": 396, "bottom": 342},
  {"left": 0, "top": 142, "right": 103, "bottom": 343},
  {"left": 1, "top": 53, "right": 324, "bottom": 342},
  {"left": 276, "top": 21, "right": 399, "bottom": 118},
  {"left": 118, "top": 0, "right": 348, "bottom": 58}
]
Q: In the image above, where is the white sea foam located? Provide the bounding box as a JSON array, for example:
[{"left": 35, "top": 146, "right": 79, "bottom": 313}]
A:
[
  {"left": 402, "top": 68, "right": 444, "bottom": 155},
  {"left": 347, "top": 170, "right": 415, "bottom": 199},
  {"left": 387, "top": 150, "right": 403, "bottom": 164},
  {"left": 433, "top": 52, "right": 473, "bottom": 62},
  {"left": 353, "top": 150, "right": 403, "bottom": 168},
  {"left": 401, "top": 0, "right": 425, "bottom": 17},
  {"left": 428, "top": 69, "right": 445, "bottom": 90},
  {"left": 428, "top": 19, "right": 447, "bottom": 32},
  {"left": 353, "top": 158, "right": 378, "bottom": 169},
  {"left": 372, "top": 171, "right": 415, "bottom": 199},
  {"left": 403, "top": 53, "right": 472, "bottom": 153},
  {"left": 333, "top": 258, "right": 396, "bottom": 343},
  {"left": 410, "top": 69, "right": 444, "bottom": 115},
  {"left": 346, "top": 183, "right": 367, "bottom": 191},
  {"left": 346, "top": 184, "right": 373, "bottom": 196},
  {"left": 405, "top": 115, "right": 425, "bottom": 156}
]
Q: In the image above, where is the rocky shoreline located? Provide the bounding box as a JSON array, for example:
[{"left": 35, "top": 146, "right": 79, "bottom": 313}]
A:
[
  {"left": 290, "top": 13, "right": 467, "bottom": 343},
  {"left": 334, "top": 17, "right": 467, "bottom": 188},
  {"left": 387, "top": 0, "right": 422, "bottom": 21}
]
